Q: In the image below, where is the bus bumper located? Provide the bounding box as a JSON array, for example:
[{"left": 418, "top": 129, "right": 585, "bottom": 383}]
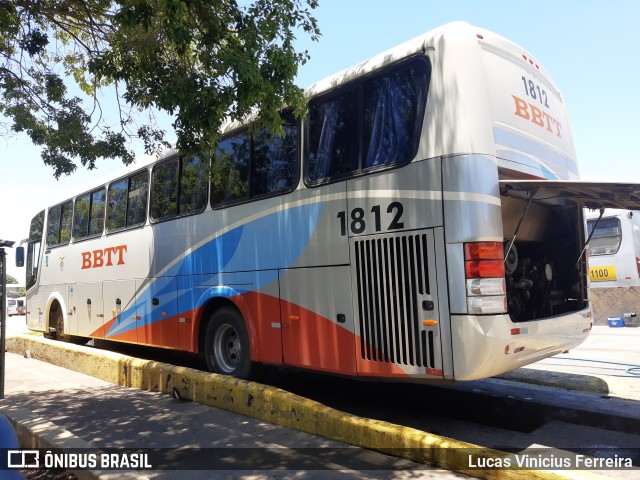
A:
[{"left": 450, "top": 309, "right": 592, "bottom": 381}]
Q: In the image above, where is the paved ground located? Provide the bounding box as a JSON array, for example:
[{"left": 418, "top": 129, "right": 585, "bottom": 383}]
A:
[
  {"left": 530, "top": 325, "right": 640, "bottom": 376},
  {"left": 503, "top": 325, "right": 640, "bottom": 400},
  {"left": 0, "top": 315, "right": 467, "bottom": 480},
  {"left": 1, "top": 316, "right": 638, "bottom": 479}
]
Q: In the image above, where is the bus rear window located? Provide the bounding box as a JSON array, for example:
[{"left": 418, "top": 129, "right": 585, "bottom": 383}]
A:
[{"left": 587, "top": 217, "right": 622, "bottom": 255}]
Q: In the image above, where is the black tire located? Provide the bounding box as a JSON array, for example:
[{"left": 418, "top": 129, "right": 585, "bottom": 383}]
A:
[
  {"left": 51, "top": 304, "right": 87, "bottom": 345},
  {"left": 50, "top": 304, "right": 69, "bottom": 342},
  {"left": 204, "top": 306, "right": 261, "bottom": 380}
]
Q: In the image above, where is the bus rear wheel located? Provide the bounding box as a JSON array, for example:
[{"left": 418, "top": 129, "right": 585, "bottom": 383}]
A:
[{"left": 204, "top": 306, "right": 261, "bottom": 380}]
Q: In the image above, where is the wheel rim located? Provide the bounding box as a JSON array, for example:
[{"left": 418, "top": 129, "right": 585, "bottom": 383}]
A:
[{"left": 213, "top": 323, "right": 241, "bottom": 373}]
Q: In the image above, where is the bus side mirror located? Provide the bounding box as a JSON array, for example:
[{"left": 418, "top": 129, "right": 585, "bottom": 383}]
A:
[{"left": 16, "top": 246, "right": 24, "bottom": 268}]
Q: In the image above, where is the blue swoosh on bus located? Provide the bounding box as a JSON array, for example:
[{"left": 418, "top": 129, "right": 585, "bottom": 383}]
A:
[{"left": 105, "top": 203, "right": 323, "bottom": 338}]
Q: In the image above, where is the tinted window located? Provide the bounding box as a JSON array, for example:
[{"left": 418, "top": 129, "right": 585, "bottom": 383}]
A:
[
  {"left": 307, "top": 90, "right": 359, "bottom": 183},
  {"left": 363, "top": 61, "right": 428, "bottom": 168},
  {"left": 307, "top": 57, "right": 430, "bottom": 184},
  {"left": 127, "top": 171, "right": 148, "bottom": 227},
  {"left": 89, "top": 189, "right": 106, "bottom": 236},
  {"left": 151, "top": 156, "right": 208, "bottom": 221},
  {"left": 46, "top": 206, "right": 61, "bottom": 246},
  {"left": 180, "top": 156, "right": 208, "bottom": 214},
  {"left": 212, "top": 133, "right": 251, "bottom": 205},
  {"left": 107, "top": 171, "right": 148, "bottom": 232},
  {"left": 151, "top": 159, "right": 179, "bottom": 220},
  {"left": 60, "top": 202, "right": 72, "bottom": 244},
  {"left": 46, "top": 201, "right": 72, "bottom": 246},
  {"left": 107, "top": 179, "right": 128, "bottom": 231},
  {"left": 252, "top": 124, "right": 299, "bottom": 197},
  {"left": 29, "top": 210, "right": 45, "bottom": 242},
  {"left": 74, "top": 189, "right": 104, "bottom": 240},
  {"left": 211, "top": 117, "right": 299, "bottom": 208},
  {"left": 587, "top": 217, "right": 622, "bottom": 255},
  {"left": 74, "top": 193, "right": 90, "bottom": 239},
  {"left": 26, "top": 210, "right": 44, "bottom": 290},
  {"left": 26, "top": 239, "right": 41, "bottom": 290}
]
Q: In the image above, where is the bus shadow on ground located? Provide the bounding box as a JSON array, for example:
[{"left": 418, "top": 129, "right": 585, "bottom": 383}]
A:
[{"left": 495, "top": 369, "right": 611, "bottom": 395}]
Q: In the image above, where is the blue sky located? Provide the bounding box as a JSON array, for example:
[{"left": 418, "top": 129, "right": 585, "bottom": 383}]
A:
[{"left": 2, "top": 0, "right": 639, "bottom": 280}]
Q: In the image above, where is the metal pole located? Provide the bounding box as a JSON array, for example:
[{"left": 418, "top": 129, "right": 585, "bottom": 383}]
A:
[{"left": 0, "top": 247, "right": 6, "bottom": 399}]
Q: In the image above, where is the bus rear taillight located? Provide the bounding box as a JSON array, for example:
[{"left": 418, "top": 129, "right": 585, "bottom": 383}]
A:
[
  {"left": 464, "top": 242, "right": 507, "bottom": 314},
  {"left": 464, "top": 242, "right": 503, "bottom": 260},
  {"left": 465, "top": 260, "right": 504, "bottom": 278}
]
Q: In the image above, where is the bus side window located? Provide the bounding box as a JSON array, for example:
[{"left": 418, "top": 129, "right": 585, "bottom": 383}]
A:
[
  {"left": 73, "top": 187, "right": 106, "bottom": 240},
  {"left": 151, "top": 158, "right": 179, "bottom": 221},
  {"left": 107, "top": 179, "right": 128, "bottom": 231},
  {"left": 252, "top": 124, "right": 298, "bottom": 196},
  {"left": 306, "top": 57, "right": 430, "bottom": 185},
  {"left": 212, "top": 133, "right": 250, "bottom": 205},
  {"left": 107, "top": 170, "right": 148, "bottom": 232},
  {"left": 47, "top": 200, "right": 72, "bottom": 246},
  {"left": 60, "top": 201, "right": 73, "bottom": 244},
  {"left": 179, "top": 156, "right": 207, "bottom": 214},
  {"left": 151, "top": 155, "right": 207, "bottom": 221},
  {"left": 127, "top": 170, "right": 148, "bottom": 227},
  {"left": 89, "top": 188, "right": 106, "bottom": 236},
  {"left": 363, "top": 60, "right": 429, "bottom": 168},
  {"left": 307, "top": 90, "right": 359, "bottom": 182},
  {"left": 47, "top": 205, "right": 61, "bottom": 246},
  {"left": 74, "top": 192, "right": 91, "bottom": 240}
]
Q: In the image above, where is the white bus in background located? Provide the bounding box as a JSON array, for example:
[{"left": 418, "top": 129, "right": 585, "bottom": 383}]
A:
[
  {"left": 6, "top": 298, "right": 18, "bottom": 316},
  {"left": 6, "top": 297, "right": 25, "bottom": 316},
  {"left": 18, "top": 22, "right": 640, "bottom": 382},
  {"left": 586, "top": 209, "right": 640, "bottom": 287}
]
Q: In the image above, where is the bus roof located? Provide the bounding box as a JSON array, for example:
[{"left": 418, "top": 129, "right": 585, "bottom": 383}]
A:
[{"left": 304, "top": 21, "right": 561, "bottom": 99}]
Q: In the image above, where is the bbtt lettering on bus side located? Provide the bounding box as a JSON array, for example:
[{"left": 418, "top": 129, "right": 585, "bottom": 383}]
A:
[{"left": 81, "top": 245, "right": 127, "bottom": 269}]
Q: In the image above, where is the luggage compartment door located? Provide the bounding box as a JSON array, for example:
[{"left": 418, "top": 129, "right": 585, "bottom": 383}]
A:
[{"left": 280, "top": 266, "right": 356, "bottom": 376}]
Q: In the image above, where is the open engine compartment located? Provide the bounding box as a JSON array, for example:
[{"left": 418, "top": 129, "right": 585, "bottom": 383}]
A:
[{"left": 501, "top": 196, "right": 588, "bottom": 322}]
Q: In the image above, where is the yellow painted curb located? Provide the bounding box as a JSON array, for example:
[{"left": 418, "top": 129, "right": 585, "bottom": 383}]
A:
[{"left": 7, "top": 334, "right": 582, "bottom": 480}]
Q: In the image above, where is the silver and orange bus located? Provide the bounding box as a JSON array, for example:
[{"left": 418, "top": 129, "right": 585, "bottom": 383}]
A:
[{"left": 20, "top": 22, "right": 640, "bottom": 382}]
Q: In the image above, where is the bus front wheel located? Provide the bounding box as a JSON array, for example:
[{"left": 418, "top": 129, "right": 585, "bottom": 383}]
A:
[
  {"left": 204, "top": 306, "right": 261, "bottom": 380},
  {"left": 50, "top": 304, "right": 70, "bottom": 342},
  {"left": 50, "top": 303, "right": 87, "bottom": 345}
]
